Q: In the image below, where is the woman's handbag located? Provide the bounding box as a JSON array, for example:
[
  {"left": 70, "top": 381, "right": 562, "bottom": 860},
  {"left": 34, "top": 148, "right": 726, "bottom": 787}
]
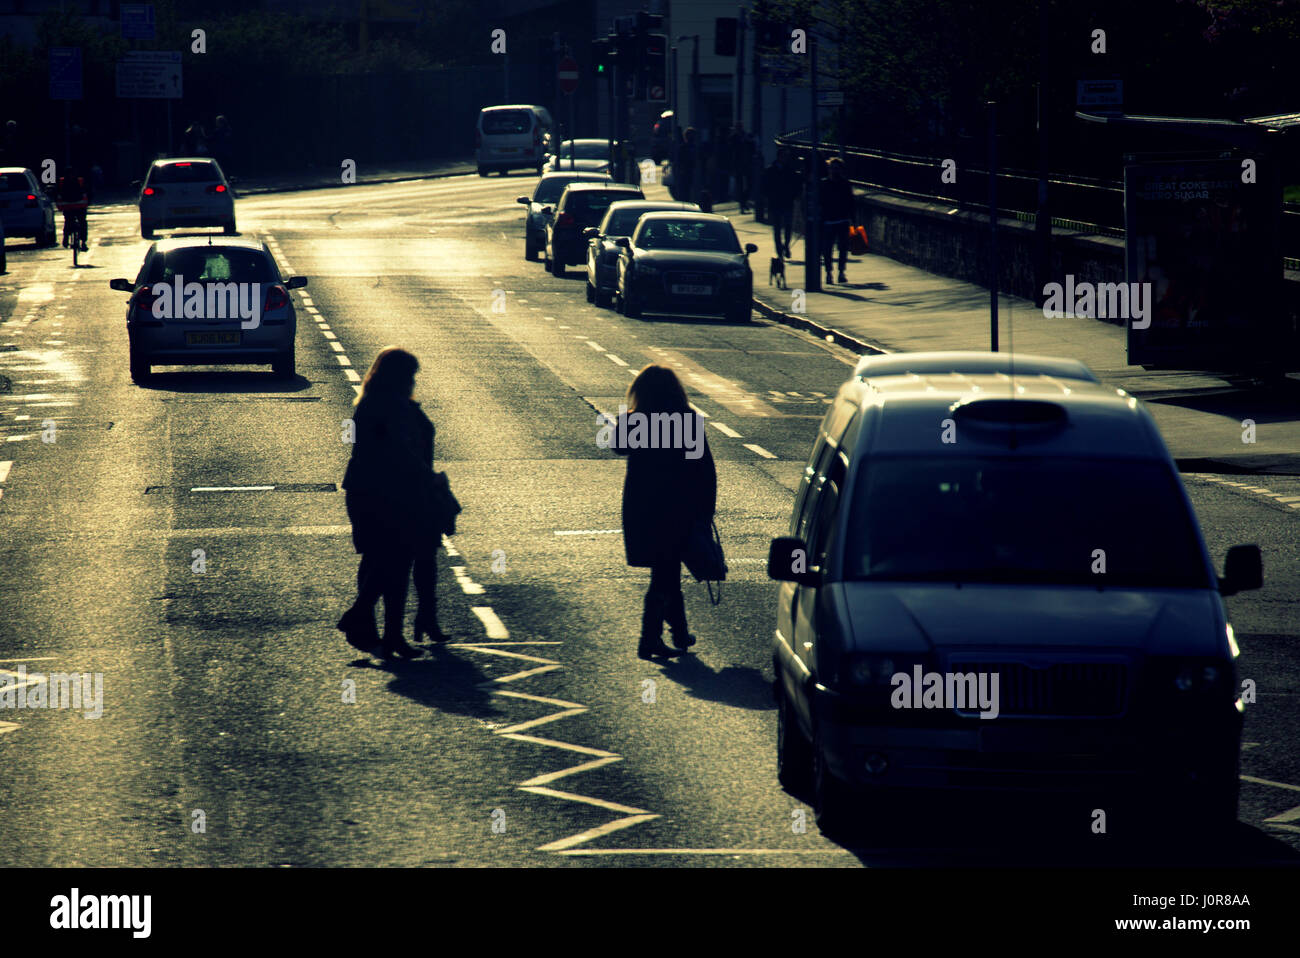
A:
[
  {"left": 849, "top": 224, "right": 869, "bottom": 255},
  {"left": 683, "top": 519, "right": 727, "bottom": 605},
  {"left": 423, "top": 469, "right": 462, "bottom": 537}
]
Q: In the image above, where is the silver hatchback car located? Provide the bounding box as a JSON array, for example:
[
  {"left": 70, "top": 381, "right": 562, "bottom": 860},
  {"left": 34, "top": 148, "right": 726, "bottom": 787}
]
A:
[
  {"left": 768, "top": 351, "right": 1262, "bottom": 837},
  {"left": 110, "top": 237, "right": 305, "bottom": 383}
]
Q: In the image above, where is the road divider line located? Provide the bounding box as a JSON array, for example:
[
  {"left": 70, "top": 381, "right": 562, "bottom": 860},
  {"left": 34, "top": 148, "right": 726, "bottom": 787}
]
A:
[
  {"left": 587, "top": 341, "right": 604, "bottom": 351},
  {"left": 500, "top": 734, "right": 614, "bottom": 758},
  {"left": 710, "top": 422, "right": 742, "bottom": 438},
  {"left": 471, "top": 606, "right": 509, "bottom": 639},
  {"left": 0, "top": 461, "right": 11, "bottom": 483},
  {"left": 519, "top": 756, "right": 620, "bottom": 787},
  {"left": 521, "top": 786, "right": 650, "bottom": 817},
  {"left": 606, "top": 353, "right": 628, "bottom": 366},
  {"left": 534, "top": 812, "right": 660, "bottom": 852},
  {"left": 744, "top": 443, "right": 777, "bottom": 459},
  {"left": 334, "top": 354, "right": 352, "bottom": 366}
]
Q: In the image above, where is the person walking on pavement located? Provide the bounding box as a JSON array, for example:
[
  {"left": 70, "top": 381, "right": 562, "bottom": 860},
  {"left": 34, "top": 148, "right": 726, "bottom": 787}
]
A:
[
  {"left": 762, "top": 149, "right": 798, "bottom": 258},
  {"left": 338, "top": 347, "right": 447, "bottom": 659},
  {"left": 819, "top": 156, "right": 855, "bottom": 284},
  {"left": 609, "top": 365, "right": 717, "bottom": 660},
  {"left": 731, "top": 125, "right": 755, "bottom": 214},
  {"left": 211, "top": 115, "right": 234, "bottom": 178},
  {"left": 676, "top": 127, "right": 698, "bottom": 204}
]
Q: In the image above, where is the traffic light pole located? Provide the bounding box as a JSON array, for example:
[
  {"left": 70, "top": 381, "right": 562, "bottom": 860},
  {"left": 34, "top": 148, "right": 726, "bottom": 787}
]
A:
[{"left": 805, "top": 37, "right": 820, "bottom": 293}]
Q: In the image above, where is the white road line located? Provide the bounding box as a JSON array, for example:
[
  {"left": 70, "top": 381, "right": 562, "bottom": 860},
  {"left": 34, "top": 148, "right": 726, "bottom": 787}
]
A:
[
  {"left": 606, "top": 354, "right": 628, "bottom": 366},
  {"left": 534, "top": 811, "right": 660, "bottom": 852},
  {"left": 461, "top": 646, "right": 558, "bottom": 666},
  {"left": 500, "top": 733, "right": 612, "bottom": 757},
  {"left": 0, "top": 461, "right": 11, "bottom": 483},
  {"left": 489, "top": 664, "right": 561, "bottom": 683},
  {"left": 335, "top": 354, "right": 352, "bottom": 366},
  {"left": 521, "top": 785, "right": 650, "bottom": 816},
  {"left": 344, "top": 369, "right": 360, "bottom": 382},
  {"left": 328, "top": 341, "right": 344, "bottom": 353},
  {"left": 744, "top": 443, "right": 777, "bottom": 459},
  {"left": 451, "top": 565, "right": 485, "bottom": 595},
  {"left": 558, "top": 848, "right": 851, "bottom": 856},
  {"left": 1277, "top": 496, "right": 1300, "bottom": 503},
  {"left": 587, "top": 341, "right": 604, "bottom": 351},
  {"left": 441, "top": 535, "right": 459, "bottom": 556},
  {"left": 322, "top": 331, "right": 337, "bottom": 340},
  {"left": 1264, "top": 804, "right": 1300, "bottom": 824},
  {"left": 554, "top": 529, "right": 621, "bottom": 536},
  {"left": 519, "top": 756, "right": 620, "bottom": 787},
  {"left": 497, "top": 708, "right": 589, "bottom": 736},
  {"left": 471, "top": 606, "right": 510, "bottom": 639},
  {"left": 0, "top": 721, "right": 19, "bottom": 736},
  {"left": 689, "top": 403, "right": 710, "bottom": 418},
  {"left": 710, "top": 422, "right": 743, "bottom": 438},
  {"left": 1241, "top": 774, "right": 1300, "bottom": 793},
  {"left": 190, "top": 485, "right": 275, "bottom": 492}
]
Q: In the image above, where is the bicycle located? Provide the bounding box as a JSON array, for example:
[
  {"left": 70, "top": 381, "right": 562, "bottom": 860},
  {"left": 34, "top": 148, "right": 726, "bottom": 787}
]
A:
[{"left": 57, "top": 202, "right": 89, "bottom": 267}]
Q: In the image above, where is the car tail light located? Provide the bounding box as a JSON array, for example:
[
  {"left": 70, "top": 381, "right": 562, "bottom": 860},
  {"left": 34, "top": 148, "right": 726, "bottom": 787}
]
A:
[
  {"left": 174, "top": 162, "right": 192, "bottom": 167},
  {"left": 264, "top": 285, "right": 289, "bottom": 313},
  {"left": 143, "top": 186, "right": 162, "bottom": 196},
  {"left": 25, "top": 193, "right": 38, "bottom": 207},
  {"left": 557, "top": 212, "right": 574, "bottom": 228},
  {"left": 206, "top": 184, "right": 227, "bottom": 193}
]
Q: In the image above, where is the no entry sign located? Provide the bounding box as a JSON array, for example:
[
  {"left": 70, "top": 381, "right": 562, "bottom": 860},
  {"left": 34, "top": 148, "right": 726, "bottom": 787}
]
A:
[{"left": 558, "top": 56, "right": 579, "bottom": 95}]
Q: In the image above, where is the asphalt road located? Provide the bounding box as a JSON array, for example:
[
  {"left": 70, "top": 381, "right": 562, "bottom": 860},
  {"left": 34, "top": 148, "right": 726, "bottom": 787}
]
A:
[{"left": 0, "top": 173, "right": 1297, "bottom": 867}]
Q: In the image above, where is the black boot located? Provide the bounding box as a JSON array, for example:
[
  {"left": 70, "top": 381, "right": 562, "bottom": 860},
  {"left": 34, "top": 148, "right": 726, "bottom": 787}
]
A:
[
  {"left": 337, "top": 605, "right": 380, "bottom": 653},
  {"left": 638, "top": 592, "right": 683, "bottom": 660},
  {"left": 664, "top": 590, "right": 696, "bottom": 650}
]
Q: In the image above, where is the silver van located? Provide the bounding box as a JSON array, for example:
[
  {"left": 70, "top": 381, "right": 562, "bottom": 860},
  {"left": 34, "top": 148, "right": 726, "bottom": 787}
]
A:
[
  {"left": 767, "top": 351, "right": 1262, "bottom": 836},
  {"left": 477, "top": 104, "right": 554, "bottom": 176}
]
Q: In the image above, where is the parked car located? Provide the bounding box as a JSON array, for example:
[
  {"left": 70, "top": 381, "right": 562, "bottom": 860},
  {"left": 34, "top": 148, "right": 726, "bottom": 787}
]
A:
[
  {"left": 110, "top": 237, "right": 305, "bottom": 383},
  {"left": 477, "top": 104, "right": 553, "bottom": 176},
  {"left": 583, "top": 198, "right": 698, "bottom": 307},
  {"left": 544, "top": 139, "right": 618, "bottom": 173},
  {"left": 517, "top": 171, "right": 612, "bottom": 262},
  {"left": 545, "top": 182, "right": 643, "bottom": 277},
  {"left": 138, "top": 157, "right": 235, "bottom": 238},
  {"left": 767, "top": 351, "right": 1261, "bottom": 836},
  {"left": 614, "top": 211, "right": 757, "bottom": 322},
  {"left": 0, "top": 167, "right": 57, "bottom": 247}
]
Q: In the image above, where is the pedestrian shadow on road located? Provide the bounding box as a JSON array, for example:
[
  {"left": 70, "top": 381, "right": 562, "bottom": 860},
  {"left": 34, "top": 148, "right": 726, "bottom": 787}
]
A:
[
  {"left": 350, "top": 647, "right": 501, "bottom": 721},
  {"left": 657, "top": 656, "right": 773, "bottom": 712}
]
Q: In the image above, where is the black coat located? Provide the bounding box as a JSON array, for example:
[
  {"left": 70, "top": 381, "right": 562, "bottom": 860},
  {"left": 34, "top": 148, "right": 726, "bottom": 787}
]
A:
[
  {"left": 342, "top": 394, "right": 437, "bottom": 557},
  {"left": 610, "top": 411, "right": 716, "bottom": 567}
]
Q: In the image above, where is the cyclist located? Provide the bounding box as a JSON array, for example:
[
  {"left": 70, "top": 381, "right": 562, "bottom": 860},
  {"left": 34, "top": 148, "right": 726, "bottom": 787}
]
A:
[{"left": 56, "top": 166, "right": 89, "bottom": 252}]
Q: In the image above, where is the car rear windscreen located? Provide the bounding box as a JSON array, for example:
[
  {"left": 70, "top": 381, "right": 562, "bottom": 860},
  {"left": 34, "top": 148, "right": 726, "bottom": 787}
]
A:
[
  {"left": 605, "top": 208, "right": 662, "bottom": 235},
  {"left": 0, "top": 172, "right": 32, "bottom": 192},
  {"left": 564, "top": 190, "right": 642, "bottom": 223},
  {"left": 147, "top": 248, "right": 278, "bottom": 284},
  {"left": 636, "top": 219, "right": 741, "bottom": 252},
  {"left": 534, "top": 175, "right": 600, "bottom": 204},
  {"left": 482, "top": 111, "right": 532, "bottom": 135},
  {"left": 558, "top": 141, "right": 611, "bottom": 160},
  {"left": 844, "top": 456, "right": 1210, "bottom": 588},
  {"left": 148, "top": 162, "right": 220, "bottom": 184}
]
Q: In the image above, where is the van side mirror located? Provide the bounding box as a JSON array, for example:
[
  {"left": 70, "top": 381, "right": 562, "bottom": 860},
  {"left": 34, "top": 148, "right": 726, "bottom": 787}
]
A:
[
  {"left": 744, "top": 243, "right": 759, "bottom": 254},
  {"left": 516, "top": 196, "right": 530, "bottom": 205},
  {"left": 768, "top": 536, "right": 820, "bottom": 586},
  {"left": 285, "top": 276, "right": 308, "bottom": 289},
  {"left": 109, "top": 278, "right": 134, "bottom": 293},
  {"left": 582, "top": 227, "right": 599, "bottom": 240},
  {"left": 1219, "top": 544, "right": 1262, "bottom": 596}
]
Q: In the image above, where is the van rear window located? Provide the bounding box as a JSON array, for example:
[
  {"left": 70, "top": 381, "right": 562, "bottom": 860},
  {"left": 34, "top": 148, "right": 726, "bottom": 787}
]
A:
[{"left": 482, "top": 111, "right": 532, "bottom": 135}]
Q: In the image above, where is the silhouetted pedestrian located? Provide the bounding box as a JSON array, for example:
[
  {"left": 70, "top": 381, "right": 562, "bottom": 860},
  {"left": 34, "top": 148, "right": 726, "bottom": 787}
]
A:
[
  {"left": 338, "top": 347, "right": 447, "bottom": 659},
  {"left": 731, "top": 125, "right": 755, "bottom": 213},
  {"left": 211, "top": 115, "right": 233, "bottom": 178},
  {"left": 609, "top": 365, "right": 717, "bottom": 660},
  {"left": 676, "top": 127, "right": 699, "bottom": 203},
  {"left": 763, "top": 148, "right": 799, "bottom": 258},
  {"left": 819, "top": 156, "right": 855, "bottom": 284}
]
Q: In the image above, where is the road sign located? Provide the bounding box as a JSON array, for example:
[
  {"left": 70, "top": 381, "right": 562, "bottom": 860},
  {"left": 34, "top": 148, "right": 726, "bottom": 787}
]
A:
[
  {"left": 817, "top": 90, "right": 844, "bottom": 107},
  {"left": 121, "top": 3, "right": 156, "bottom": 40},
  {"left": 49, "top": 47, "right": 83, "bottom": 101},
  {"left": 1077, "top": 79, "right": 1123, "bottom": 107},
  {"left": 558, "top": 56, "right": 580, "bottom": 95},
  {"left": 116, "top": 50, "right": 182, "bottom": 100}
]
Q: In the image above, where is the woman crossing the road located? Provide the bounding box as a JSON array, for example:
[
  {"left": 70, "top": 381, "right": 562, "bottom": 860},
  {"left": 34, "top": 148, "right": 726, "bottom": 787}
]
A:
[
  {"left": 338, "top": 347, "right": 448, "bottom": 658},
  {"left": 609, "top": 365, "right": 717, "bottom": 660}
]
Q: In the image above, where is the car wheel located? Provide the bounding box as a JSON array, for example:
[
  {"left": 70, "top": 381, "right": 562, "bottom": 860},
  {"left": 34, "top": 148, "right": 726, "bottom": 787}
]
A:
[
  {"left": 141, "top": 219, "right": 155, "bottom": 240},
  {"left": 129, "top": 348, "right": 151, "bottom": 384},
  {"left": 550, "top": 256, "right": 565, "bottom": 277},
  {"left": 39, "top": 223, "right": 57, "bottom": 247},
  {"left": 623, "top": 294, "right": 642, "bottom": 318},
  {"left": 726, "top": 303, "right": 752, "bottom": 324},
  {"left": 812, "top": 724, "right": 856, "bottom": 837},
  {"left": 595, "top": 286, "right": 612, "bottom": 309},
  {"left": 272, "top": 349, "right": 296, "bottom": 378},
  {"left": 776, "top": 682, "right": 814, "bottom": 795},
  {"left": 223, "top": 220, "right": 236, "bottom": 235},
  {"left": 585, "top": 280, "right": 596, "bottom": 303},
  {"left": 478, "top": 167, "right": 489, "bottom": 177},
  {"left": 525, "top": 239, "right": 537, "bottom": 261}
]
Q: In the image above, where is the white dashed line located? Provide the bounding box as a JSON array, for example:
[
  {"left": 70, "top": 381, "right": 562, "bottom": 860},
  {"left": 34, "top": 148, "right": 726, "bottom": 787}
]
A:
[
  {"left": 335, "top": 355, "right": 352, "bottom": 366},
  {"left": 710, "top": 422, "right": 743, "bottom": 439},
  {"left": 452, "top": 565, "right": 486, "bottom": 595},
  {"left": 328, "top": 341, "right": 344, "bottom": 353},
  {"left": 744, "top": 443, "right": 777, "bottom": 459},
  {"left": 606, "top": 354, "right": 628, "bottom": 367},
  {"left": 322, "top": 330, "right": 337, "bottom": 340},
  {"left": 0, "top": 461, "right": 11, "bottom": 483},
  {"left": 344, "top": 369, "right": 360, "bottom": 382},
  {"left": 586, "top": 341, "right": 604, "bottom": 351},
  {"left": 471, "top": 607, "right": 510, "bottom": 639}
]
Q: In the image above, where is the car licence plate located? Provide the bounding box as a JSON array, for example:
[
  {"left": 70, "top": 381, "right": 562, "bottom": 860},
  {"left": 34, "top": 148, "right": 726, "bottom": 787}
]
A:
[
  {"left": 171, "top": 206, "right": 200, "bottom": 214},
  {"left": 186, "top": 331, "right": 240, "bottom": 346},
  {"left": 671, "top": 284, "right": 712, "bottom": 295}
]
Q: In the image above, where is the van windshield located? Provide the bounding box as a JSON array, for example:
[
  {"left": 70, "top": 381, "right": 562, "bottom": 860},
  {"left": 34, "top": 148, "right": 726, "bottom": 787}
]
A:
[
  {"left": 843, "top": 456, "right": 1210, "bottom": 587},
  {"left": 482, "top": 110, "right": 531, "bottom": 135}
]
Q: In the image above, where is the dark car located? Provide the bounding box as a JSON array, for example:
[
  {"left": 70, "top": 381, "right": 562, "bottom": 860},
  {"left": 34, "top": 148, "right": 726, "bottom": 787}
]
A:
[
  {"left": 583, "top": 199, "right": 699, "bottom": 307},
  {"left": 517, "top": 171, "right": 611, "bottom": 262},
  {"left": 544, "top": 182, "right": 643, "bottom": 277},
  {"left": 0, "top": 167, "right": 57, "bottom": 246},
  {"left": 614, "top": 212, "right": 757, "bottom": 322}
]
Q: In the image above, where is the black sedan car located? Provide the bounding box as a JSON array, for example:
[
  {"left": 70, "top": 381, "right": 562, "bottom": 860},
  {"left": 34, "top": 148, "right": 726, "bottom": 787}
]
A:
[
  {"left": 516, "top": 171, "right": 611, "bottom": 261},
  {"left": 614, "top": 212, "right": 758, "bottom": 323},
  {"left": 583, "top": 199, "right": 699, "bottom": 307},
  {"left": 545, "top": 182, "right": 643, "bottom": 277}
]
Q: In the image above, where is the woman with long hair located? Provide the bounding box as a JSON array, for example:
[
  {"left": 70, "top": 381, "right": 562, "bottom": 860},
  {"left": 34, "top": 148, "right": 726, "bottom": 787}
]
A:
[
  {"left": 610, "top": 364, "right": 717, "bottom": 659},
  {"left": 337, "top": 347, "right": 446, "bottom": 658}
]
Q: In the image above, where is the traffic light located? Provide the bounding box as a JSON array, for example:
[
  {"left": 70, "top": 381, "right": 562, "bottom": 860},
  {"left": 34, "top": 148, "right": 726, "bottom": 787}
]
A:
[
  {"left": 715, "top": 17, "right": 738, "bottom": 56},
  {"left": 643, "top": 33, "right": 666, "bottom": 102},
  {"left": 591, "top": 38, "right": 612, "bottom": 76}
]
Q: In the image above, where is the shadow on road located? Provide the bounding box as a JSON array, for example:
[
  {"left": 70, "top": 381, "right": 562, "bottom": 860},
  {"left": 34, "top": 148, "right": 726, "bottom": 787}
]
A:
[
  {"left": 658, "top": 656, "right": 773, "bottom": 712},
  {"left": 372, "top": 646, "right": 501, "bottom": 721},
  {"left": 138, "top": 370, "right": 313, "bottom": 393}
]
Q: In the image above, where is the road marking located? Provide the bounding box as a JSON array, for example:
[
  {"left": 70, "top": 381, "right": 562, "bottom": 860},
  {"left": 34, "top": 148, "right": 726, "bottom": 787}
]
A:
[
  {"left": 0, "top": 721, "right": 19, "bottom": 736},
  {"left": 328, "top": 341, "right": 344, "bottom": 353},
  {"left": 322, "top": 331, "right": 337, "bottom": 340},
  {"left": 521, "top": 785, "right": 649, "bottom": 816},
  {"left": 587, "top": 341, "right": 604, "bottom": 351},
  {"left": 558, "top": 325, "right": 570, "bottom": 329},
  {"left": 498, "top": 708, "right": 588, "bottom": 736},
  {"left": 554, "top": 529, "right": 621, "bottom": 536},
  {"left": 451, "top": 565, "right": 485, "bottom": 595},
  {"left": 0, "top": 461, "right": 11, "bottom": 483},
  {"left": 557, "top": 848, "right": 851, "bottom": 856},
  {"left": 471, "top": 606, "right": 509, "bottom": 639},
  {"left": 710, "top": 422, "right": 743, "bottom": 438},
  {"left": 606, "top": 353, "right": 628, "bottom": 366},
  {"left": 744, "top": 443, "right": 777, "bottom": 459},
  {"left": 535, "top": 811, "right": 660, "bottom": 852},
  {"left": 334, "top": 354, "right": 352, "bottom": 366},
  {"left": 1241, "top": 774, "right": 1300, "bottom": 793},
  {"left": 1263, "top": 804, "right": 1300, "bottom": 824},
  {"left": 190, "top": 485, "right": 276, "bottom": 492},
  {"left": 441, "top": 535, "right": 459, "bottom": 556},
  {"left": 462, "top": 646, "right": 558, "bottom": 666},
  {"left": 1277, "top": 496, "right": 1300, "bottom": 503},
  {"left": 344, "top": 369, "right": 360, "bottom": 382},
  {"left": 520, "top": 756, "right": 620, "bottom": 786},
  {"left": 689, "top": 403, "right": 710, "bottom": 418},
  {"left": 650, "top": 348, "right": 782, "bottom": 417}
]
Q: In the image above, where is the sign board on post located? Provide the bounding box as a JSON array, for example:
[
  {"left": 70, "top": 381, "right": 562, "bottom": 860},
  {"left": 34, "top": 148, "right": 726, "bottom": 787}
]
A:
[
  {"left": 116, "top": 51, "right": 183, "bottom": 99},
  {"left": 558, "top": 56, "right": 580, "bottom": 95},
  {"left": 120, "top": 3, "right": 156, "bottom": 40},
  {"left": 1076, "top": 79, "right": 1123, "bottom": 107},
  {"left": 49, "top": 47, "right": 83, "bottom": 100},
  {"left": 817, "top": 90, "right": 844, "bottom": 107}
]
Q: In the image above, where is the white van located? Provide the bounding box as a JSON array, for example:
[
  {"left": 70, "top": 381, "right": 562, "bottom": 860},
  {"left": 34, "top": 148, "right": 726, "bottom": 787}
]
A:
[{"left": 477, "top": 105, "right": 554, "bottom": 176}]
